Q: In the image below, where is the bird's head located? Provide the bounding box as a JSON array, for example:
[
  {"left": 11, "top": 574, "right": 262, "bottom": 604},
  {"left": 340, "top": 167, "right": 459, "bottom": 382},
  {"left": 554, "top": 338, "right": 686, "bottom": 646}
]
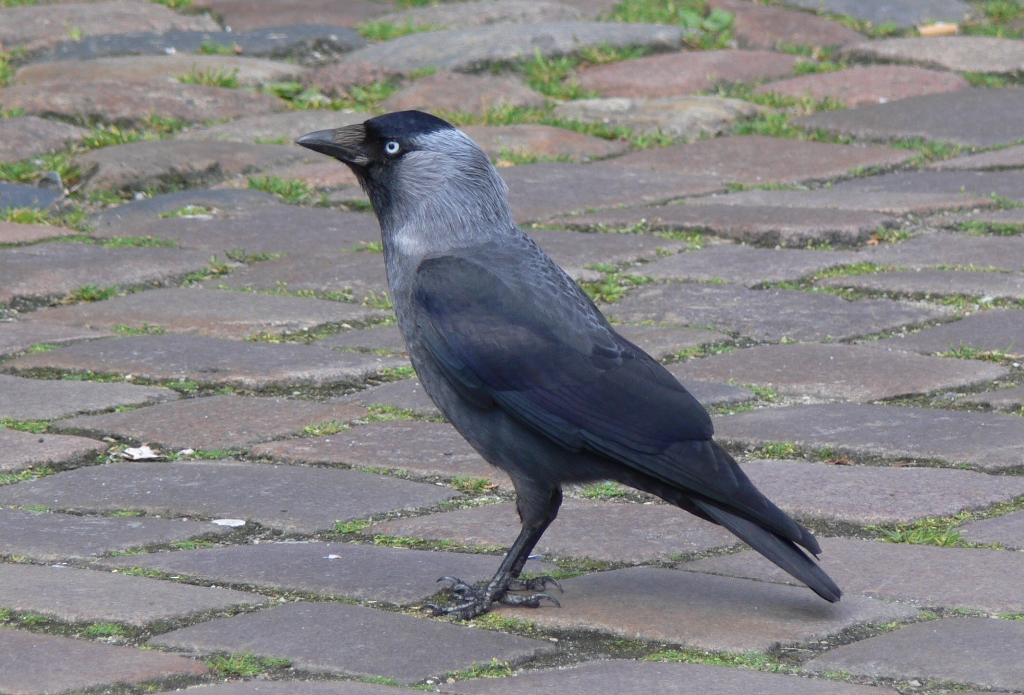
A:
[{"left": 297, "top": 110, "right": 513, "bottom": 235}]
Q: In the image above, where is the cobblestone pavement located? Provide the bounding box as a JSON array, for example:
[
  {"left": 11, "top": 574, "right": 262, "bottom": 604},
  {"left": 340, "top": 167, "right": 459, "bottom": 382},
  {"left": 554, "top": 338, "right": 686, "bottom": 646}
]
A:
[{"left": 1, "top": 0, "right": 1023, "bottom": 692}]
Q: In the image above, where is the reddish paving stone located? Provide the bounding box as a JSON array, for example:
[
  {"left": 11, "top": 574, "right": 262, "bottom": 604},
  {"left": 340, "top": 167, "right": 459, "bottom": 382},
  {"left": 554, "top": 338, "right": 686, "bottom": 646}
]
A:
[
  {"left": 843, "top": 36, "right": 1024, "bottom": 75},
  {"left": 552, "top": 96, "right": 758, "bottom": 141},
  {"left": 864, "top": 233, "right": 1024, "bottom": 271},
  {"left": 0, "top": 244, "right": 210, "bottom": 312},
  {"left": 0, "top": 79, "right": 288, "bottom": 126},
  {"left": 103, "top": 542, "right": 551, "bottom": 605},
  {"left": 317, "top": 325, "right": 407, "bottom": 354},
  {"left": 712, "top": 403, "right": 1024, "bottom": 471},
  {"left": 687, "top": 538, "right": 1024, "bottom": 613},
  {"left": 53, "top": 395, "right": 367, "bottom": 451},
  {"left": 0, "top": 629, "right": 208, "bottom": 695},
  {"left": 74, "top": 141, "right": 308, "bottom": 193},
  {"left": 251, "top": 420, "right": 505, "bottom": 485},
  {"left": 707, "top": 0, "right": 865, "bottom": 50},
  {"left": 150, "top": 601, "right": 555, "bottom": 684},
  {"left": 577, "top": 50, "right": 800, "bottom": 98},
  {"left": 0, "top": 428, "right": 107, "bottom": 473},
  {"left": 0, "top": 321, "right": 111, "bottom": 360},
  {"left": 376, "top": 0, "right": 585, "bottom": 30},
  {"left": 334, "top": 379, "right": 443, "bottom": 418},
  {"left": 830, "top": 170, "right": 1024, "bottom": 207},
  {"left": 612, "top": 324, "right": 728, "bottom": 361},
  {"left": 382, "top": 71, "right": 544, "bottom": 116},
  {"left": 689, "top": 187, "right": 995, "bottom": 215},
  {"left": 804, "top": 618, "right": 1024, "bottom": 691},
  {"left": 959, "top": 510, "right": 1024, "bottom": 549},
  {"left": 0, "top": 508, "right": 231, "bottom": 563},
  {"left": 0, "top": 563, "right": 265, "bottom": 627},
  {"left": 637, "top": 245, "right": 857, "bottom": 286},
  {"left": 204, "top": 252, "right": 390, "bottom": 305},
  {"left": 819, "top": 269, "right": 1024, "bottom": 301},
  {"left": 306, "top": 63, "right": 402, "bottom": 97},
  {"left": 795, "top": 88, "right": 1024, "bottom": 149},
  {"left": 958, "top": 385, "right": 1024, "bottom": 412},
  {"left": 29, "top": 287, "right": 389, "bottom": 340},
  {"left": 0, "top": 374, "right": 177, "bottom": 421},
  {"left": 605, "top": 135, "right": 913, "bottom": 186},
  {"left": 497, "top": 566, "right": 915, "bottom": 651},
  {"left": 755, "top": 65, "right": 970, "bottom": 108},
  {"left": 368, "top": 499, "right": 739, "bottom": 562},
  {"left": 445, "top": 659, "right": 896, "bottom": 695},
  {"left": 0, "top": 1, "right": 219, "bottom": 51},
  {"left": 929, "top": 144, "right": 1024, "bottom": 171},
  {"left": 874, "top": 309, "right": 1024, "bottom": 357},
  {"left": 500, "top": 162, "right": 724, "bottom": 223},
  {"left": 528, "top": 228, "right": 690, "bottom": 282},
  {"left": 740, "top": 459, "right": 1024, "bottom": 526},
  {"left": 0, "top": 221, "right": 73, "bottom": 245},
  {"left": 193, "top": 0, "right": 394, "bottom": 31},
  {"left": 606, "top": 282, "right": 944, "bottom": 343},
  {"left": 0, "top": 116, "right": 89, "bottom": 164},
  {"left": 177, "top": 111, "right": 369, "bottom": 144},
  {"left": 3, "top": 335, "right": 408, "bottom": 391},
  {"left": 175, "top": 683, "right": 405, "bottom": 695},
  {"left": 554, "top": 204, "right": 895, "bottom": 248},
  {"left": 670, "top": 343, "right": 1007, "bottom": 402},
  {"left": 219, "top": 160, "right": 359, "bottom": 191},
  {"left": 0, "top": 460, "right": 458, "bottom": 534},
  {"left": 461, "top": 124, "right": 629, "bottom": 163}
]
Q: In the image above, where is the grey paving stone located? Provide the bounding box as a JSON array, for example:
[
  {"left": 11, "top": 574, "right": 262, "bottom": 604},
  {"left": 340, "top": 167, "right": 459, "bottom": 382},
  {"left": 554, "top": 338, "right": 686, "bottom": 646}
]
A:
[
  {"left": 0, "top": 562, "right": 265, "bottom": 627},
  {"left": 0, "top": 244, "right": 211, "bottom": 312},
  {"left": 637, "top": 245, "right": 858, "bottom": 286},
  {"left": 690, "top": 538, "right": 1024, "bottom": 614},
  {"left": 443, "top": 659, "right": 898, "bottom": 695},
  {"left": 74, "top": 140, "right": 308, "bottom": 194},
  {"left": 53, "top": 395, "right": 367, "bottom": 452},
  {"left": 0, "top": 629, "right": 208, "bottom": 695},
  {"left": 0, "top": 181, "right": 62, "bottom": 210},
  {"left": 334, "top": 379, "right": 443, "bottom": 418},
  {"left": 0, "top": 1, "right": 219, "bottom": 51},
  {"left": 382, "top": 72, "right": 545, "bottom": 117},
  {"left": 340, "top": 22, "right": 686, "bottom": 72},
  {"left": 710, "top": 0, "right": 866, "bottom": 50},
  {"left": 0, "top": 460, "right": 458, "bottom": 534},
  {"left": 795, "top": 88, "right": 1024, "bottom": 148},
  {"left": 15, "top": 54, "right": 310, "bottom": 89},
  {"left": 376, "top": 0, "right": 585, "bottom": 30},
  {"left": 958, "top": 385, "right": 1024, "bottom": 411},
  {"left": 712, "top": 403, "right": 1024, "bottom": 471},
  {"left": 674, "top": 379, "right": 756, "bottom": 407},
  {"left": 149, "top": 601, "right": 555, "bottom": 684},
  {"left": 89, "top": 189, "right": 279, "bottom": 231},
  {"left": 318, "top": 325, "right": 407, "bottom": 355},
  {"left": 0, "top": 321, "right": 111, "bottom": 360},
  {"left": 94, "top": 205, "right": 381, "bottom": 257},
  {"left": 103, "top": 542, "right": 550, "bottom": 605},
  {"left": 804, "top": 617, "right": 1024, "bottom": 691},
  {"left": 670, "top": 343, "right": 1008, "bottom": 402},
  {"left": 29, "top": 287, "right": 389, "bottom": 340},
  {"left": 928, "top": 143, "right": 1024, "bottom": 171},
  {"left": 0, "top": 221, "right": 75, "bottom": 246},
  {"left": 368, "top": 499, "right": 739, "bottom": 562},
  {"left": 554, "top": 204, "right": 895, "bottom": 248},
  {"left": 0, "top": 116, "right": 89, "bottom": 164},
  {"left": 612, "top": 324, "right": 728, "bottom": 361},
  {"left": 831, "top": 170, "right": 1024, "bottom": 206},
  {"left": 528, "top": 228, "right": 690, "bottom": 282},
  {"left": 607, "top": 135, "right": 913, "bottom": 186},
  {"left": 863, "top": 232, "right": 1024, "bottom": 271},
  {"left": 578, "top": 50, "right": 799, "bottom": 98},
  {"left": 172, "top": 683, "right": 406, "bottom": 695},
  {"left": 0, "top": 374, "right": 177, "bottom": 421},
  {"left": 740, "top": 459, "right": 1024, "bottom": 526},
  {"left": 820, "top": 269, "right": 1024, "bottom": 301},
  {"left": 251, "top": 420, "right": 506, "bottom": 484},
  {"left": 0, "top": 428, "right": 107, "bottom": 473},
  {"left": 874, "top": 308, "right": 1024, "bottom": 356},
  {"left": 959, "top": 510, "right": 1024, "bottom": 549},
  {"left": 3, "top": 335, "right": 408, "bottom": 391},
  {"left": 496, "top": 566, "right": 916, "bottom": 651},
  {"left": 606, "top": 283, "right": 944, "bottom": 343},
  {"left": 0, "top": 78, "right": 289, "bottom": 126},
  {"left": 176, "top": 110, "right": 369, "bottom": 144},
  {"left": 204, "top": 252, "right": 390, "bottom": 305},
  {"left": 946, "top": 207, "right": 1024, "bottom": 230},
  {"left": 553, "top": 96, "right": 758, "bottom": 141},
  {"left": 781, "top": 0, "right": 972, "bottom": 28},
  {"left": 688, "top": 186, "right": 994, "bottom": 215},
  {"left": 0, "top": 507, "right": 232, "bottom": 563},
  {"left": 843, "top": 35, "right": 1024, "bottom": 74},
  {"left": 501, "top": 162, "right": 723, "bottom": 223},
  {"left": 461, "top": 124, "right": 629, "bottom": 163},
  {"left": 754, "top": 65, "right": 971, "bottom": 108},
  {"left": 193, "top": 0, "right": 394, "bottom": 32}
]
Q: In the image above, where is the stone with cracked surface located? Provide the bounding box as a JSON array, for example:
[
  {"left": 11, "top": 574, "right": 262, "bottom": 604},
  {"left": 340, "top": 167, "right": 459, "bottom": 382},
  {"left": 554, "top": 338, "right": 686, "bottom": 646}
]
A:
[
  {"left": 755, "top": 65, "right": 970, "bottom": 108},
  {"left": 0, "top": 428, "right": 107, "bottom": 473},
  {"left": 0, "top": 374, "right": 178, "bottom": 421},
  {"left": 554, "top": 96, "right": 758, "bottom": 140}
]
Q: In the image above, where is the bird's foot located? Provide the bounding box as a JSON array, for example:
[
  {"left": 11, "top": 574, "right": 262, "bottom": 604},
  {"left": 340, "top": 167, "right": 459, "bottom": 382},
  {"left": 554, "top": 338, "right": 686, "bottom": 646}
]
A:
[
  {"left": 508, "top": 575, "right": 564, "bottom": 593},
  {"left": 423, "top": 576, "right": 560, "bottom": 620}
]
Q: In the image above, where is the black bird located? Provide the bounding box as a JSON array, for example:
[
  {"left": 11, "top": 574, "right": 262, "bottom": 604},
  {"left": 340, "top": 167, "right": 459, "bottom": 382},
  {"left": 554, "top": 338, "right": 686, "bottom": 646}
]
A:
[{"left": 297, "top": 111, "right": 842, "bottom": 619}]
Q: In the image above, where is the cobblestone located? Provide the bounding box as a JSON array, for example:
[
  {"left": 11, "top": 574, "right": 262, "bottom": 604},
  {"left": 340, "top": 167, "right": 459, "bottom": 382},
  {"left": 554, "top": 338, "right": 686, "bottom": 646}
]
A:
[
  {"left": 874, "top": 308, "right": 1024, "bottom": 356},
  {"left": 0, "top": 428, "right": 107, "bottom": 473},
  {"left": 843, "top": 36, "right": 1024, "bottom": 74},
  {"left": 334, "top": 379, "right": 443, "bottom": 418},
  {"left": 0, "top": 374, "right": 177, "bottom": 421},
  {"left": 755, "top": 65, "right": 970, "bottom": 108}
]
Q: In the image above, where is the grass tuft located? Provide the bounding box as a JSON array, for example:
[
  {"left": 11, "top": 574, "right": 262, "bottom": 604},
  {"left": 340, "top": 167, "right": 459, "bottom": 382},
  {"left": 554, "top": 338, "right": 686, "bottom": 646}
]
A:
[
  {"left": 205, "top": 653, "right": 292, "bottom": 677},
  {"left": 179, "top": 66, "right": 239, "bottom": 89},
  {"left": 451, "top": 476, "right": 498, "bottom": 495},
  {"left": 752, "top": 442, "right": 800, "bottom": 459},
  {"left": 334, "top": 519, "right": 371, "bottom": 534},
  {"left": 357, "top": 20, "right": 439, "bottom": 41},
  {"left": 578, "top": 481, "right": 631, "bottom": 500},
  {"left": 247, "top": 175, "right": 315, "bottom": 204},
  {"left": 0, "top": 419, "right": 49, "bottom": 434},
  {"left": 69, "top": 284, "right": 119, "bottom": 302},
  {"left": 301, "top": 420, "right": 349, "bottom": 437},
  {"left": 608, "top": 0, "right": 734, "bottom": 49}
]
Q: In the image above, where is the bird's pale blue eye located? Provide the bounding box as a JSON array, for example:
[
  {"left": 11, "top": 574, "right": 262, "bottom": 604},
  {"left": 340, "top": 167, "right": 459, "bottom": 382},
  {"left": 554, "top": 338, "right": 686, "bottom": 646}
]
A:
[{"left": 384, "top": 141, "right": 401, "bottom": 155}]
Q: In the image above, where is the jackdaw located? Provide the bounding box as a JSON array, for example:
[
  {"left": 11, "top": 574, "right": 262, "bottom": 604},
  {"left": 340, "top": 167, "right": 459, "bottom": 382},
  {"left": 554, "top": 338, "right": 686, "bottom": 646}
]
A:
[{"left": 297, "top": 111, "right": 841, "bottom": 619}]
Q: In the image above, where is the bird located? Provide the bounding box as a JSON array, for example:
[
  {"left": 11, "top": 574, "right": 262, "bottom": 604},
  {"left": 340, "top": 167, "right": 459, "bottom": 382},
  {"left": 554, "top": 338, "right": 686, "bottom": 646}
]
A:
[{"left": 297, "top": 111, "right": 841, "bottom": 619}]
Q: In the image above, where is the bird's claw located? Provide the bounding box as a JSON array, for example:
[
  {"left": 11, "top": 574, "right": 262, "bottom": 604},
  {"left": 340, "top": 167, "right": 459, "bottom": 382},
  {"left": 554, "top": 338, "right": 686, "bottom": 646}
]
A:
[
  {"left": 508, "top": 575, "right": 563, "bottom": 593},
  {"left": 499, "top": 592, "right": 561, "bottom": 608},
  {"left": 437, "top": 576, "right": 482, "bottom": 598}
]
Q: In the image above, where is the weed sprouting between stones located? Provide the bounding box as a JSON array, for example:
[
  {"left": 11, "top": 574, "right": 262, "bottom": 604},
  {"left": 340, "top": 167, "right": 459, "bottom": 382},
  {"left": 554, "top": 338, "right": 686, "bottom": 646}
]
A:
[
  {"left": 939, "top": 342, "right": 1014, "bottom": 362},
  {"left": 334, "top": 519, "right": 372, "bottom": 534},
  {"left": 0, "top": 467, "right": 54, "bottom": 487},
  {"left": 205, "top": 653, "right": 293, "bottom": 677},
  {"left": 68, "top": 283, "right": 119, "bottom": 302},
  {"left": 450, "top": 476, "right": 499, "bottom": 495},
  {"left": 198, "top": 39, "right": 239, "bottom": 56},
  {"left": 247, "top": 175, "right": 316, "bottom": 205},
  {"left": 578, "top": 266, "right": 652, "bottom": 303},
  {"left": 644, "top": 647, "right": 790, "bottom": 673},
  {"left": 607, "top": 0, "right": 734, "bottom": 50},
  {"left": 301, "top": 420, "right": 350, "bottom": 437},
  {"left": 357, "top": 20, "right": 439, "bottom": 42},
  {"left": 578, "top": 481, "right": 631, "bottom": 500},
  {"left": 751, "top": 442, "right": 800, "bottom": 459},
  {"left": 0, "top": 418, "right": 49, "bottom": 434},
  {"left": 178, "top": 66, "right": 240, "bottom": 89},
  {"left": 958, "top": 221, "right": 1024, "bottom": 236}
]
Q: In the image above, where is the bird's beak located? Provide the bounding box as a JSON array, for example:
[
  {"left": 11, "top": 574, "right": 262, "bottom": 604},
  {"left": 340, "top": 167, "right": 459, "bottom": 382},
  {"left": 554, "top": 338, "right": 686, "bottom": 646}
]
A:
[{"left": 296, "top": 125, "right": 370, "bottom": 167}]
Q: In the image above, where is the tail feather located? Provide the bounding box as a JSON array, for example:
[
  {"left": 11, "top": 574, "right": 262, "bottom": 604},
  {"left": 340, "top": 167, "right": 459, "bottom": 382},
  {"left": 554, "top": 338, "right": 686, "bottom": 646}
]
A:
[{"left": 695, "top": 499, "right": 842, "bottom": 603}]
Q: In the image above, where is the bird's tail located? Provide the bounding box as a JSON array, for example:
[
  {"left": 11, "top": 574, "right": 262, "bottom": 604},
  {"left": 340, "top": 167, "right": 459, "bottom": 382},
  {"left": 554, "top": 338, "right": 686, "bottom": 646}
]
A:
[{"left": 694, "top": 499, "right": 842, "bottom": 603}]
